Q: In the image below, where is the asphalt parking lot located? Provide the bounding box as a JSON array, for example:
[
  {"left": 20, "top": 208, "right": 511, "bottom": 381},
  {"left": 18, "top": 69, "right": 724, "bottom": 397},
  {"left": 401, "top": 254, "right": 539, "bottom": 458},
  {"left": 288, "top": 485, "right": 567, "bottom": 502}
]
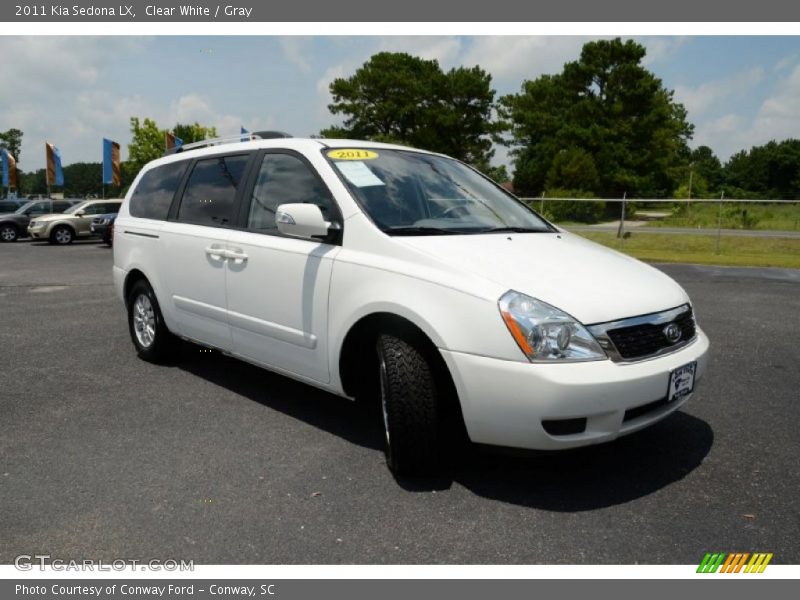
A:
[{"left": 1, "top": 239, "right": 798, "bottom": 564}]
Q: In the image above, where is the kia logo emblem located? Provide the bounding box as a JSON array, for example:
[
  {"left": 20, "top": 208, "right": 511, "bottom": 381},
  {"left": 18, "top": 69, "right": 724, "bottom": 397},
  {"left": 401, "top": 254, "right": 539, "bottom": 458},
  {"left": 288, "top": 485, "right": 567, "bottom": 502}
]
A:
[{"left": 663, "top": 323, "right": 682, "bottom": 344}]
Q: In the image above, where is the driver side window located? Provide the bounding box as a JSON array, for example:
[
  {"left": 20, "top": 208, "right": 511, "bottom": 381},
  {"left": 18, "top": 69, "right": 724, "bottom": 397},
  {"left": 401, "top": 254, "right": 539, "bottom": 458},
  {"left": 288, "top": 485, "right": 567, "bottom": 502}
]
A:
[
  {"left": 247, "top": 153, "right": 334, "bottom": 233},
  {"left": 28, "top": 203, "right": 48, "bottom": 215}
]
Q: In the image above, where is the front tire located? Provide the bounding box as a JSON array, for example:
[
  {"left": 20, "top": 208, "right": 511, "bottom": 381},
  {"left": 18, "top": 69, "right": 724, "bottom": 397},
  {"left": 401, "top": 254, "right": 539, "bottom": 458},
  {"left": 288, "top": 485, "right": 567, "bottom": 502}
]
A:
[
  {"left": 0, "top": 224, "right": 18, "bottom": 242},
  {"left": 377, "top": 334, "right": 441, "bottom": 476},
  {"left": 50, "top": 225, "right": 74, "bottom": 245},
  {"left": 127, "top": 279, "right": 177, "bottom": 363}
]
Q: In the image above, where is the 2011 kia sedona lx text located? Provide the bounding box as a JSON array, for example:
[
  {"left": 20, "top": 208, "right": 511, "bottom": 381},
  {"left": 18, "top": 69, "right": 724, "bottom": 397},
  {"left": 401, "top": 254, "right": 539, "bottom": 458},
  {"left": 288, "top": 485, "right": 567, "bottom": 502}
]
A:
[{"left": 113, "top": 134, "right": 709, "bottom": 475}]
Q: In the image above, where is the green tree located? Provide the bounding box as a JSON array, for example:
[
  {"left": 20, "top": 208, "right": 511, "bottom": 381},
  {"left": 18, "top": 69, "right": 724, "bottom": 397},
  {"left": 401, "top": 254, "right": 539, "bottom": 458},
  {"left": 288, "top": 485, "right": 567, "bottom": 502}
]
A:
[
  {"left": 127, "top": 117, "right": 220, "bottom": 178},
  {"left": 0, "top": 128, "right": 23, "bottom": 161},
  {"left": 724, "top": 139, "right": 800, "bottom": 199},
  {"left": 173, "top": 122, "right": 217, "bottom": 144},
  {"left": 689, "top": 145, "right": 723, "bottom": 192},
  {"left": 127, "top": 117, "right": 165, "bottom": 176},
  {"left": 484, "top": 164, "right": 510, "bottom": 183},
  {"left": 62, "top": 162, "right": 102, "bottom": 197},
  {"left": 500, "top": 38, "right": 694, "bottom": 198},
  {"left": 322, "top": 52, "right": 499, "bottom": 167}
]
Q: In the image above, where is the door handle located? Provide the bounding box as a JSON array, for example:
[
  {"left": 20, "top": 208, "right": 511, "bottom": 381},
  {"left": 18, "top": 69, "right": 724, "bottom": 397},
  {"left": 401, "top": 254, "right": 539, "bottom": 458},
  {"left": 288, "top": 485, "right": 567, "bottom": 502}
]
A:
[
  {"left": 224, "top": 249, "right": 249, "bottom": 264},
  {"left": 204, "top": 246, "right": 226, "bottom": 261}
]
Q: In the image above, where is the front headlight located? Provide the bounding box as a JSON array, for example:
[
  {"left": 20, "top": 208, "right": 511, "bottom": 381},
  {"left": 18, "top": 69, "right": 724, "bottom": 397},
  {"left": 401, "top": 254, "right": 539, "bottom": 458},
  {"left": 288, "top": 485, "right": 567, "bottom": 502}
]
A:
[
  {"left": 29, "top": 221, "right": 38, "bottom": 227},
  {"left": 498, "top": 290, "right": 607, "bottom": 362}
]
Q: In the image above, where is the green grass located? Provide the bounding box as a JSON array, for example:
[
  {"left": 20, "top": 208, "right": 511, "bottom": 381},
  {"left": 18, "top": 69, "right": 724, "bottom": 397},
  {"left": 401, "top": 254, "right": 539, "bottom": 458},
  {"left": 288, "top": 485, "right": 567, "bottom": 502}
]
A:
[
  {"left": 644, "top": 202, "right": 800, "bottom": 231},
  {"left": 577, "top": 231, "right": 800, "bottom": 269}
]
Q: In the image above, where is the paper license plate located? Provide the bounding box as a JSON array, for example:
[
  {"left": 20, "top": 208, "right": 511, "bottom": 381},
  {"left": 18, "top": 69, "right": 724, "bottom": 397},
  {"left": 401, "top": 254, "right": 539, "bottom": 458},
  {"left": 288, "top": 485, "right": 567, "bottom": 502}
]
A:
[{"left": 668, "top": 361, "right": 696, "bottom": 402}]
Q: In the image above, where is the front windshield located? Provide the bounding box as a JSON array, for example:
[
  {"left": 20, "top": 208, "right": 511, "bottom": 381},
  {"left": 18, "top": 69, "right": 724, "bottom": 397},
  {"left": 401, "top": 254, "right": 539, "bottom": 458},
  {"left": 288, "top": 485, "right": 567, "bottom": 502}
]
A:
[
  {"left": 64, "top": 201, "right": 89, "bottom": 214},
  {"left": 324, "top": 148, "right": 553, "bottom": 235},
  {"left": 14, "top": 201, "right": 36, "bottom": 214}
]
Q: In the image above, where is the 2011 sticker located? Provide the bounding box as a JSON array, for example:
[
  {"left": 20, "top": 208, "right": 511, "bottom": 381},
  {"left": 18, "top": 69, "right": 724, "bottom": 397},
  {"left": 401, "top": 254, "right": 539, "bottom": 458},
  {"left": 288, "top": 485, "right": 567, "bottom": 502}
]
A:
[{"left": 327, "top": 149, "right": 379, "bottom": 161}]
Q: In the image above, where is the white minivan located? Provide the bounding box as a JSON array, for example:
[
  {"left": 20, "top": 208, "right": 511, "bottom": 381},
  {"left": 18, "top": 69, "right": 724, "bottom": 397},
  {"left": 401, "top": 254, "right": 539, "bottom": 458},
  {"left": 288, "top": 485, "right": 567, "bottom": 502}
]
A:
[{"left": 114, "top": 134, "right": 709, "bottom": 475}]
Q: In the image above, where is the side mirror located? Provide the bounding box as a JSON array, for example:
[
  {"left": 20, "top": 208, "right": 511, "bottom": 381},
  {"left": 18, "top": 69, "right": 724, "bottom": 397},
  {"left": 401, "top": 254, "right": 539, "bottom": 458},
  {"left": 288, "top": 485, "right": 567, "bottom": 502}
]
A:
[
  {"left": 75, "top": 210, "right": 85, "bottom": 217},
  {"left": 276, "top": 203, "right": 337, "bottom": 240}
]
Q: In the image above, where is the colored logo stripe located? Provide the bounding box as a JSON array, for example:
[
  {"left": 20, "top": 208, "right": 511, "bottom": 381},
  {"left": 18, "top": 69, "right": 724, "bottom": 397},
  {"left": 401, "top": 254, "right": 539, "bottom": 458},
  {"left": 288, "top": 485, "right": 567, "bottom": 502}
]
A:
[
  {"left": 697, "top": 552, "right": 773, "bottom": 573},
  {"left": 745, "top": 553, "right": 773, "bottom": 573}
]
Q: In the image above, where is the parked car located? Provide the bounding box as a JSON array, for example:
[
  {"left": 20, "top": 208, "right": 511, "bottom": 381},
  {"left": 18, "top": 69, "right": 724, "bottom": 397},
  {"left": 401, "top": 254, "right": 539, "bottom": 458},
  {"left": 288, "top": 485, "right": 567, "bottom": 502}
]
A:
[
  {"left": 90, "top": 213, "right": 117, "bottom": 245},
  {"left": 28, "top": 199, "right": 122, "bottom": 244},
  {"left": 0, "top": 199, "right": 25, "bottom": 214},
  {"left": 0, "top": 199, "right": 78, "bottom": 242},
  {"left": 113, "top": 136, "right": 709, "bottom": 476}
]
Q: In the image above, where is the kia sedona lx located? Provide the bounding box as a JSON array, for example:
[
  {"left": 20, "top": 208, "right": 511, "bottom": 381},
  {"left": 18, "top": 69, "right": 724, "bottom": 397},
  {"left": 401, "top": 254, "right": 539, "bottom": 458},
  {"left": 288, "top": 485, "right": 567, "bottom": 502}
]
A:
[{"left": 113, "top": 133, "right": 709, "bottom": 475}]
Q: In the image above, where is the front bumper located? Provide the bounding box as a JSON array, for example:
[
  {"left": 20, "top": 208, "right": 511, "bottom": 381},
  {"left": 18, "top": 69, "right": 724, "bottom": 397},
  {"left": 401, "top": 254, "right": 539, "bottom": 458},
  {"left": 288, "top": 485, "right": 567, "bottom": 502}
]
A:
[
  {"left": 440, "top": 328, "right": 709, "bottom": 450},
  {"left": 27, "top": 225, "right": 46, "bottom": 239}
]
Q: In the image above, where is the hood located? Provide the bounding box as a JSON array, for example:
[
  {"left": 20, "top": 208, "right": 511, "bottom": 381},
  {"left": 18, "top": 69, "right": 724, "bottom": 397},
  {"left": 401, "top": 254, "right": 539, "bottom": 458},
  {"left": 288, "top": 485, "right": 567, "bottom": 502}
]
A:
[
  {"left": 395, "top": 231, "right": 689, "bottom": 325},
  {"left": 33, "top": 213, "right": 71, "bottom": 222}
]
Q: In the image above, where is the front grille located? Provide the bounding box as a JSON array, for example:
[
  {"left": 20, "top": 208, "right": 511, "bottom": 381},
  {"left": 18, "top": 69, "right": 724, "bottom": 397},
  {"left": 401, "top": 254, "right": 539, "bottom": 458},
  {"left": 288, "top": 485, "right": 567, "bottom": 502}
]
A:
[{"left": 607, "top": 308, "right": 695, "bottom": 360}]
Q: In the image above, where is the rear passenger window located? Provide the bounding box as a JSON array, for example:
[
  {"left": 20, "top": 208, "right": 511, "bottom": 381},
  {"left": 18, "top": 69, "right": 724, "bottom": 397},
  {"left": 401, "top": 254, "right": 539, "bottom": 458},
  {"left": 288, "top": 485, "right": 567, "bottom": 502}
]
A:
[
  {"left": 95, "top": 202, "right": 121, "bottom": 214},
  {"left": 247, "top": 153, "right": 334, "bottom": 232},
  {"left": 177, "top": 155, "right": 250, "bottom": 227},
  {"left": 130, "top": 161, "right": 187, "bottom": 220}
]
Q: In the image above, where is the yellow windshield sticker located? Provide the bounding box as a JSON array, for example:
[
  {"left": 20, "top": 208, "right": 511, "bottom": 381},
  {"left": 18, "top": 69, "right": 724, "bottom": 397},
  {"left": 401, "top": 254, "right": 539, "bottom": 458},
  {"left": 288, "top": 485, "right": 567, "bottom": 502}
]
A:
[{"left": 327, "top": 149, "right": 379, "bottom": 161}]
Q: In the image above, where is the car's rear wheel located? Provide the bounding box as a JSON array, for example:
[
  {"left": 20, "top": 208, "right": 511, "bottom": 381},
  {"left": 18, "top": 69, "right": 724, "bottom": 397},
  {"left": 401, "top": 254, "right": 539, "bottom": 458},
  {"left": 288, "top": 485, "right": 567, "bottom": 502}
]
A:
[
  {"left": 0, "top": 224, "right": 17, "bottom": 242},
  {"left": 376, "top": 334, "right": 442, "bottom": 475},
  {"left": 127, "top": 279, "right": 177, "bottom": 363},
  {"left": 50, "top": 225, "right": 74, "bottom": 245}
]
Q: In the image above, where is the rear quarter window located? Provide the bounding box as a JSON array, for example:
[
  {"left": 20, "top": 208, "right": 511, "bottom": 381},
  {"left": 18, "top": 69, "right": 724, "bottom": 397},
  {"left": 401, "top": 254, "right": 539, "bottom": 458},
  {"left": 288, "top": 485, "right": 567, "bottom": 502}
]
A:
[{"left": 129, "top": 161, "right": 188, "bottom": 220}]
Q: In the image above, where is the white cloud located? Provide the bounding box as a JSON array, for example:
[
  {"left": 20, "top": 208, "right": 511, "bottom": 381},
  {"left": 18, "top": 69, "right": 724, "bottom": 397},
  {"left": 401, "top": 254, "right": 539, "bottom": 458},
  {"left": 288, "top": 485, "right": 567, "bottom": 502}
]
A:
[
  {"left": 0, "top": 37, "right": 145, "bottom": 103},
  {"left": 773, "top": 54, "right": 797, "bottom": 73},
  {"left": 461, "top": 36, "right": 595, "bottom": 85},
  {"left": 693, "top": 65, "right": 800, "bottom": 158},
  {"left": 751, "top": 64, "right": 800, "bottom": 136},
  {"left": 641, "top": 36, "right": 689, "bottom": 66},
  {"left": 280, "top": 38, "right": 312, "bottom": 73},
  {"left": 674, "top": 66, "right": 765, "bottom": 117}
]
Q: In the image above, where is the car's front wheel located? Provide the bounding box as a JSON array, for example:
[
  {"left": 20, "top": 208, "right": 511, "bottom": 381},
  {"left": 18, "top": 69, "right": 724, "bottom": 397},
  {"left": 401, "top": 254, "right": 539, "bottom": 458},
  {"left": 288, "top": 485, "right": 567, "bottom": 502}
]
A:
[
  {"left": 50, "top": 225, "right": 74, "bottom": 245},
  {"left": 0, "top": 224, "right": 18, "bottom": 242},
  {"left": 127, "top": 279, "right": 177, "bottom": 363},
  {"left": 376, "top": 334, "right": 442, "bottom": 476}
]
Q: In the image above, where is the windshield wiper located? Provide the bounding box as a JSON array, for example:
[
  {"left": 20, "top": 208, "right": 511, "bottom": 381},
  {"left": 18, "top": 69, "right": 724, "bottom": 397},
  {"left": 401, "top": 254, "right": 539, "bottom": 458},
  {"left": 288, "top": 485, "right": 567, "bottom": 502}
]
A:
[
  {"left": 475, "top": 226, "right": 551, "bottom": 234},
  {"left": 384, "top": 226, "right": 467, "bottom": 236}
]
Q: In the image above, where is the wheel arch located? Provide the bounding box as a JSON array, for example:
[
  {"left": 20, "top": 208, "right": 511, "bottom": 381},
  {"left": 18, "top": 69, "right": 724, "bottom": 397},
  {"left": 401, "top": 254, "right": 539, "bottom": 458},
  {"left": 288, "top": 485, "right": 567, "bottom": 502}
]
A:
[
  {"left": 123, "top": 268, "right": 150, "bottom": 309},
  {"left": 337, "top": 310, "right": 468, "bottom": 447},
  {"left": 49, "top": 221, "right": 76, "bottom": 237}
]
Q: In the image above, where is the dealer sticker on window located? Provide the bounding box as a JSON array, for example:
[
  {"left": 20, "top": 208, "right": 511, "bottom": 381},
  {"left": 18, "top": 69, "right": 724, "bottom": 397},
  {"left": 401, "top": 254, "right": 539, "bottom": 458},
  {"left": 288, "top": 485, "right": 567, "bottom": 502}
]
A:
[
  {"left": 667, "top": 361, "right": 696, "bottom": 402},
  {"left": 327, "top": 149, "right": 379, "bottom": 160}
]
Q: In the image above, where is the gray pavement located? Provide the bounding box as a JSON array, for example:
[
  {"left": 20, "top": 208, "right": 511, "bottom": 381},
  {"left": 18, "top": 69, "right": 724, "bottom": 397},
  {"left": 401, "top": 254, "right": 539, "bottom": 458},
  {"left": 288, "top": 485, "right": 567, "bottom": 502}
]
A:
[{"left": 1, "top": 240, "right": 798, "bottom": 564}]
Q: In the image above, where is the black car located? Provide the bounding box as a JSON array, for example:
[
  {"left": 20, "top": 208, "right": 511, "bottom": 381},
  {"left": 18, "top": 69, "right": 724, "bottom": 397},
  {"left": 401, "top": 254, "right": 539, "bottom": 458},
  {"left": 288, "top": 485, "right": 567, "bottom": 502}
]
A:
[
  {"left": 0, "top": 199, "right": 78, "bottom": 242},
  {"left": 0, "top": 199, "right": 25, "bottom": 214},
  {"left": 90, "top": 213, "right": 117, "bottom": 245}
]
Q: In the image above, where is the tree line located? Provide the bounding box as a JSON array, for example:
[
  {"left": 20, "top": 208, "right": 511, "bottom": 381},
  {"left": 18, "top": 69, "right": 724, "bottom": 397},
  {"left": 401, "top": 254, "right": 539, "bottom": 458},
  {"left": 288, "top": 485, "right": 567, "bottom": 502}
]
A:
[{"left": 3, "top": 38, "right": 799, "bottom": 204}]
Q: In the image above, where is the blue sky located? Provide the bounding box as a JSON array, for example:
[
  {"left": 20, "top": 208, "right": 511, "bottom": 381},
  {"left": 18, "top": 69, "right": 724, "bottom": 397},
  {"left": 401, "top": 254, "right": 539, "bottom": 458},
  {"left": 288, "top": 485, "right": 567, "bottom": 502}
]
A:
[{"left": 2, "top": 36, "right": 799, "bottom": 172}]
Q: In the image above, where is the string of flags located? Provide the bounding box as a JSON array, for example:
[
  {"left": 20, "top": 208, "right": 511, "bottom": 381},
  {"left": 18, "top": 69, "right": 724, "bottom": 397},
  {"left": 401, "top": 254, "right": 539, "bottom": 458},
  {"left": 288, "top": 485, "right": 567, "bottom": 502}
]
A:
[{"left": 1, "top": 127, "right": 249, "bottom": 193}]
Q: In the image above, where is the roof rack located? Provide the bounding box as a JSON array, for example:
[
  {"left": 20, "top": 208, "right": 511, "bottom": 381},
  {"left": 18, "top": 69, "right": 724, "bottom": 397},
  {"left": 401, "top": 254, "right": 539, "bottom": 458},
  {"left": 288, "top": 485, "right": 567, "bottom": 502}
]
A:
[{"left": 164, "top": 131, "right": 293, "bottom": 156}]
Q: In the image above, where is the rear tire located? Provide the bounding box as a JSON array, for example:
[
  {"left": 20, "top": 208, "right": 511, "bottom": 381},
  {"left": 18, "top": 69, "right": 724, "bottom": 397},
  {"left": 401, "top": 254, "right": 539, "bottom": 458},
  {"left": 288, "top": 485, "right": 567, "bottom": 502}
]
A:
[
  {"left": 127, "top": 279, "right": 177, "bottom": 363},
  {"left": 377, "top": 334, "right": 441, "bottom": 476},
  {"left": 50, "top": 225, "right": 74, "bottom": 245},
  {"left": 0, "top": 224, "right": 17, "bottom": 242}
]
